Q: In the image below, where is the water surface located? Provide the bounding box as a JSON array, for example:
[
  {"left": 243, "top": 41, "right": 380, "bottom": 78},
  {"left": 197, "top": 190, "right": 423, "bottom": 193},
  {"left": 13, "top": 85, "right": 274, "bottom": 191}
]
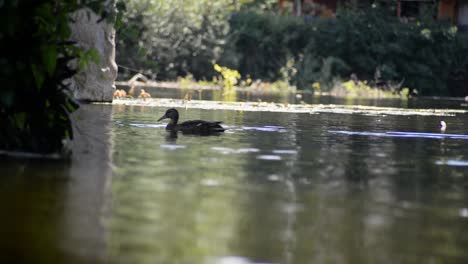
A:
[
  {"left": 116, "top": 85, "right": 468, "bottom": 109},
  {"left": 1, "top": 102, "right": 468, "bottom": 264},
  {"left": 109, "top": 105, "right": 468, "bottom": 264}
]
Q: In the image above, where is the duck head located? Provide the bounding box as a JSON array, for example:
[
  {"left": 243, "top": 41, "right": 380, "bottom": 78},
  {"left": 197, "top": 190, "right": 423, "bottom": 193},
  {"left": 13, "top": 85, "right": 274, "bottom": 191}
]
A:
[{"left": 158, "top": 108, "right": 179, "bottom": 124}]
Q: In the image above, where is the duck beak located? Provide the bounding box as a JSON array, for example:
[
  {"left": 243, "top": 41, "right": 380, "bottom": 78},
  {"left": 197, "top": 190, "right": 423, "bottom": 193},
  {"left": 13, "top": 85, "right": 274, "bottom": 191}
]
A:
[{"left": 157, "top": 114, "right": 167, "bottom": 122}]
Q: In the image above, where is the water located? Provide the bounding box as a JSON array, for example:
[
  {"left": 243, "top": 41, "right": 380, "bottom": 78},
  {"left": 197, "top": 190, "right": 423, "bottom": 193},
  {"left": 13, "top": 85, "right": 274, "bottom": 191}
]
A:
[
  {"left": 1, "top": 101, "right": 468, "bottom": 264},
  {"left": 117, "top": 85, "right": 468, "bottom": 110}
]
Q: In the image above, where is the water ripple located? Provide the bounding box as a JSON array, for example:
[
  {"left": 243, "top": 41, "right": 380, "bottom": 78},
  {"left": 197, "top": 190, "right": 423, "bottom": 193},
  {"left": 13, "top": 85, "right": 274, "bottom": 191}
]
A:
[
  {"left": 272, "top": 149, "right": 298, "bottom": 155},
  {"left": 256, "top": 155, "right": 282, "bottom": 161},
  {"left": 129, "top": 123, "right": 166, "bottom": 128},
  {"left": 160, "top": 144, "right": 186, "bottom": 150},
  {"left": 241, "top": 126, "right": 287, "bottom": 132},
  {"left": 435, "top": 160, "right": 468, "bottom": 167},
  {"left": 329, "top": 130, "right": 468, "bottom": 140},
  {"left": 211, "top": 147, "right": 260, "bottom": 154}
]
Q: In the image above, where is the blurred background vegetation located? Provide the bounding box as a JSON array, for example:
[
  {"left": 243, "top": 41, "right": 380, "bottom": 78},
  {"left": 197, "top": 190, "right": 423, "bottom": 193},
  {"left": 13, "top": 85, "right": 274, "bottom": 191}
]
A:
[{"left": 116, "top": 0, "right": 468, "bottom": 96}]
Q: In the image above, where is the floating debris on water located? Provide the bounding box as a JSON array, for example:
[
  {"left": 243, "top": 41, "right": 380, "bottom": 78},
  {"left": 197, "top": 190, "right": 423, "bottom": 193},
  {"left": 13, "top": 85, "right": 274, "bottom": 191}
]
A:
[
  {"left": 459, "top": 208, "right": 468, "bottom": 218},
  {"left": 267, "top": 174, "right": 281, "bottom": 181},
  {"left": 440, "top": 120, "right": 447, "bottom": 131}
]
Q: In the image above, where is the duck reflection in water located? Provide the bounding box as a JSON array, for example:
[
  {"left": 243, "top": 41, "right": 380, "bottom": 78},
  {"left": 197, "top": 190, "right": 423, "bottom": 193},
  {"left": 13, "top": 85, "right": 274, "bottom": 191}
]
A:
[{"left": 158, "top": 108, "right": 225, "bottom": 138}]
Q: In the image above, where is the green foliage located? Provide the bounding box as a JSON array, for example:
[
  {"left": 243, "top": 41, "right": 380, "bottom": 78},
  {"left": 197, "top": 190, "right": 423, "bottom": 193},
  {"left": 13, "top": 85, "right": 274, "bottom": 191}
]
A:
[
  {"left": 116, "top": 0, "right": 236, "bottom": 81},
  {"left": 214, "top": 64, "right": 241, "bottom": 90},
  {"left": 117, "top": 1, "right": 468, "bottom": 96},
  {"left": 237, "top": 0, "right": 278, "bottom": 11},
  {"left": 222, "top": 11, "right": 304, "bottom": 82},
  {"left": 334, "top": 79, "right": 408, "bottom": 98},
  {"left": 225, "top": 5, "right": 468, "bottom": 96},
  {"left": 0, "top": 1, "right": 116, "bottom": 154}
]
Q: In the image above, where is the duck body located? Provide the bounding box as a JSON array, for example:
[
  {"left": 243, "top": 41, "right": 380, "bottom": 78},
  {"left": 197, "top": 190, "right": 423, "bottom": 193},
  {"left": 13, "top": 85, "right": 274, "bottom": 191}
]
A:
[{"left": 158, "top": 108, "right": 225, "bottom": 135}]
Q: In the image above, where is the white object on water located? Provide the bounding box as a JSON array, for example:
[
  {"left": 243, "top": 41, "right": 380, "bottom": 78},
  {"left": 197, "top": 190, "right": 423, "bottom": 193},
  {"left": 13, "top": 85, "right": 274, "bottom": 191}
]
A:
[
  {"left": 257, "top": 155, "right": 282, "bottom": 161},
  {"left": 440, "top": 120, "right": 447, "bottom": 131},
  {"left": 459, "top": 208, "right": 468, "bottom": 218}
]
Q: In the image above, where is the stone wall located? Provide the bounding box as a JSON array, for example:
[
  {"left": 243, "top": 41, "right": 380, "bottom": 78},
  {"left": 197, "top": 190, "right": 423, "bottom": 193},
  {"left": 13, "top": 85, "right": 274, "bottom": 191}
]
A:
[{"left": 69, "top": 8, "right": 118, "bottom": 102}]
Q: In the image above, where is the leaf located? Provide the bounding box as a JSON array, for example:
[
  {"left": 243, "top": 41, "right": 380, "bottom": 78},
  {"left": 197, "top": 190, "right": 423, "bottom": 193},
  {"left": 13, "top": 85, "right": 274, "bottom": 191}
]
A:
[
  {"left": 64, "top": 96, "right": 80, "bottom": 113},
  {"left": 41, "top": 44, "right": 57, "bottom": 76},
  {"left": 14, "top": 112, "right": 27, "bottom": 130},
  {"left": 214, "top": 63, "right": 222, "bottom": 72},
  {"left": 57, "top": 17, "right": 72, "bottom": 38},
  {"left": 31, "top": 63, "right": 45, "bottom": 89},
  {"left": 34, "top": 3, "right": 54, "bottom": 30},
  {"left": 0, "top": 90, "right": 14, "bottom": 108}
]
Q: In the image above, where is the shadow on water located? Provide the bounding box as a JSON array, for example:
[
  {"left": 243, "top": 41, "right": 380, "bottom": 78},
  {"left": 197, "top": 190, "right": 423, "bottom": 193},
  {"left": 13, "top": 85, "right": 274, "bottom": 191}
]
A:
[
  {"left": 1, "top": 102, "right": 468, "bottom": 264},
  {"left": 0, "top": 104, "right": 113, "bottom": 264}
]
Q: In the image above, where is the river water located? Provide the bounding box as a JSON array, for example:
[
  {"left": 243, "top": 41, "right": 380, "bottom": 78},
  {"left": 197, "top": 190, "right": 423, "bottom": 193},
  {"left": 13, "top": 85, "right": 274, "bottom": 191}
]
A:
[{"left": 1, "top": 97, "right": 468, "bottom": 264}]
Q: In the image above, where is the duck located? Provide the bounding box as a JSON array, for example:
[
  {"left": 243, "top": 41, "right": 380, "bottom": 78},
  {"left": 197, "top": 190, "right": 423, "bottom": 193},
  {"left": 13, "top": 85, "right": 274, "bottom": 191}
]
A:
[
  {"left": 128, "top": 86, "right": 135, "bottom": 97},
  {"left": 113, "top": 89, "right": 127, "bottom": 99},
  {"left": 119, "top": 89, "right": 127, "bottom": 97},
  {"left": 113, "top": 89, "right": 121, "bottom": 98},
  {"left": 157, "top": 108, "right": 225, "bottom": 135},
  {"left": 139, "top": 89, "right": 151, "bottom": 99}
]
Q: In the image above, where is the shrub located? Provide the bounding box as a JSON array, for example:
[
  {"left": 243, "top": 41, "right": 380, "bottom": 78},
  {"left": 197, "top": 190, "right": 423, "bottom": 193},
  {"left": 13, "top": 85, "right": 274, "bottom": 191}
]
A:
[
  {"left": 225, "top": 5, "right": 468, "bottom": 96},
  {"left": 116, "top": 0, "right": 235, "bottom": 81},
  {"left": 213, "top": 64, "right": 241, "bottom": 90},
  {"left": 0, "top": 1, "right": 119, "bottom": 155},
  {"left": 117, "top": 2, "right": 468, "bottom": 96}
]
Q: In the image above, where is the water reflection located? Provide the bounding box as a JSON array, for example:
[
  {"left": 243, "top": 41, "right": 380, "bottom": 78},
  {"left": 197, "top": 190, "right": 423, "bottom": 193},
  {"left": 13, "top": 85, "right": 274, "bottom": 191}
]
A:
[
  {"left": 115, "top": 85, "right": 468, "bottom": 110},
  {"left": 0, "top": 104, "right": 113, "bottom": 263},
  {"left": 109, "top": 106, "right": 468, "bottom": 264},
  {"left": 330, "top": 130, "right": 468, "bottom": 140},
  {"left": 1, "top": 103, "right": 468, "bottom": 264}
]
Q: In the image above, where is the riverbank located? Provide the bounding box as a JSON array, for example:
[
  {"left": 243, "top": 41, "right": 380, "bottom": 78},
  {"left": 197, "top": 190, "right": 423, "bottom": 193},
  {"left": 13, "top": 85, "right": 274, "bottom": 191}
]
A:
[{"left": 115, "top": 79, "right": 411, "bottom": 99}]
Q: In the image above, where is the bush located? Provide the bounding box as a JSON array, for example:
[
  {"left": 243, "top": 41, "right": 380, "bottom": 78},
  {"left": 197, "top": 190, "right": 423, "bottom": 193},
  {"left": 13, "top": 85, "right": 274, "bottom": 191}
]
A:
[
  {"left": 225, "top": 6, "right": 468, "bottom": 96},
  {"left": 0, "top": 1, "right": 118, "bottom": 154},
  {"left": 221, "top": 11, "right": 304, "bottom": 82},
  {"left": 117, "top": 2, "right": 468, "bottom": 96},
  {"left": 116, "top": 0, "right": 235, "bottom": 81}
]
